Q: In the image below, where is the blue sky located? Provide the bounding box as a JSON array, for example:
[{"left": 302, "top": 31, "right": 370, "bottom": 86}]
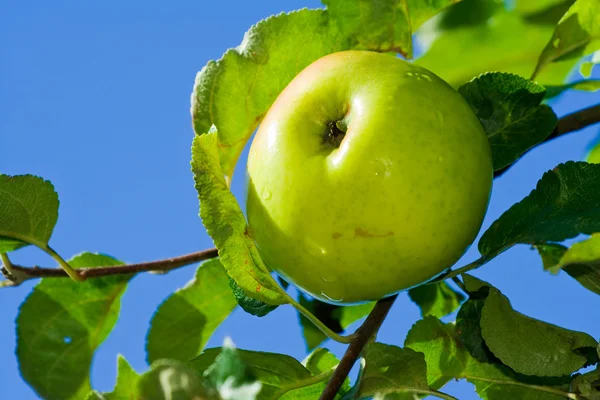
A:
[{"left": 1, "top": 1, "right": 599, "bottom": 399}]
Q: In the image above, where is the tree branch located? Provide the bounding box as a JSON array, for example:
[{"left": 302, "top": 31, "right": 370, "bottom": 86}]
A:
[
  {"left": 319, "top": 294, "right": 398, "bottom": 400},
  {"left": 1, "top": 248, "right": 218, "bottom": 286},
  {"left": 494, "top": 103, "right": 600, "bottom": 178}
]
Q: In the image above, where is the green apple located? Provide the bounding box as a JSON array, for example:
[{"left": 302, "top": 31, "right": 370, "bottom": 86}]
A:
[{"left": 246, "top": 50, "right": 492, "bottom": 304}]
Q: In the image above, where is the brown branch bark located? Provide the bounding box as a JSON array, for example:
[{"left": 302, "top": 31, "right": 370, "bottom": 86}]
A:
[
  {"left": 1, "top": 248, "right": 218, "bottom": 286},
  {"left": 494, "top": 103, "right": 600, "bottom": 178},
  {"left": 319, "top": 294, "right": 398, "bottom": 400}
]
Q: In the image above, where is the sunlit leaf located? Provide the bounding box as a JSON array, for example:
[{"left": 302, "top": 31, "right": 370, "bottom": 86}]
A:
[
  {"left": 0, "top": 174, "right": 58, "bottom": 253},
  {"left": 533, "top": 0, "right": 600, "bottom": 78},
  {"left": 146, "top": 259, "right": 238, "bottom": 363},
  {"left": 191, "top": 130, "right": 287, "bottom": 305},
  {"left": 17, "top": 253, "right": 130, "bottom": 400}
]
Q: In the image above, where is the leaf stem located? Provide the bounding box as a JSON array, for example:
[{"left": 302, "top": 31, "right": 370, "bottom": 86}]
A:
[
  {"left": 1, "top": 253, "right": 14, "bottom": 276},
  {"left": 451, "top": 276, "right": 467, "bottom": 292},
  {"left": 286, "top": 295, "right": 355, "bottom": 344},
  {"left": 319, "top": 294, "right": 398, "bottom": 400},
  {"left": 42, "top": 245, "right": 83, "bottom": 281}
]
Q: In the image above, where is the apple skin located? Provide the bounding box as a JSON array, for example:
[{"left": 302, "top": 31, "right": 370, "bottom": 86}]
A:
[{"left": 246, "top": 50, "right": 492, "bottom": 304}]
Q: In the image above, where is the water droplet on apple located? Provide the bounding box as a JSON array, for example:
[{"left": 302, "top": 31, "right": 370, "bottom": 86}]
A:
[
  {"left": 435, "top": 109, "right": 444, "bottom": 127},
  {"left": 374, "top": 159, "right": 392, "bottom": 178},
  {"left": 320, "top": 292, "right": 344, "bottom": 303},
  {"left": 305, "top": 238, "right": 327, "bottom": 257},
  {"left": 421, "top": 74, "right": 432, "bottom": 82},
  {"left": 406, "top": 72, "right": 414, "bottom": 77},
  {"left": 260, "top": 188, "right": 272, "bottom": 200}
]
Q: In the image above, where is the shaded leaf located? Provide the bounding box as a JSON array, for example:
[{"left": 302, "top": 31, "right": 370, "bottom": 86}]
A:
[
  {"left": 533, "top": 0, "right": 600, "bottom": 78},
  {"left": 298, "top": 295, "right": 374, "bottom": 351},
  {"left": 535, "top": 243, "right": 568, "bottom": 270},
  {"left": 408, "top": 281, "right": 465, "bottom": 319},
  {"left": 138, "top": 359, "right": 220, "bottom": 400},
  {"left": 405, "top": 316, "right": 575, "bottom": 400},
  {"left": 229, "top": 278, "right": 277, "bottom": 317},
  {"left": 191, "top": 130, "right": 287, "bottom": 306},
  {"left": 0, "top": 174, "right": 58, "bottom": 253},
  {"left": 192, "top": 4, "right": 460, "bottom": 182},
  {"left": 17, "top": 253, "right": 130, "bottom": 400},
  {"left": 358, "top": 343, "right": 430, "bottom": 399},
  {"left": 479, "top": 162, "right": 600, "bottom": 260},
  {"left": 191, "top": 346, "right": 335, "bottom": 399},
  {"left": 571, "top": 366, "right": 600, "bottom": 399},
  {"left": 204, "top": 338, "right": 262, "bottom": 400},
  {"left": 146, "top": 259, "right": 238, "bottom": 363},
  {"left": 480, "top": 285, "right": 598, "bottom": 376},
  {"left": 458, "top": 72, "right": 557, "bottom": 170}
]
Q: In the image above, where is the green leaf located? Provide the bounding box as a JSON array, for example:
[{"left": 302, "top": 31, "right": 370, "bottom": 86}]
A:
[
  {"left": 0, "top": 174, "right": 59, "bottom": 253},
  {"left": 191, "top": 346, "right": 336, "bottom": 399},
  {"left": 192, "top": 4, "right": 460, "bottom": 181},
  {"left": 542, "top": 234, "right": 600, "bottom": 295},
  {"left": 545, "top": 79, "right": 600, "bottom": 99},
  {"left": 90, "top": 355, "right": 140, "bottom": 400},
  {"left": 324, "top": 0, "right": 460, "bottom": 58},
  {"left": 456, "top": 296, "right": 500, "bottom": 364},
  {"left": 533, "top": 0, "right": 600, "bottom": 79},
  {"left": 405, "top": 316, "right": 576, "bottom": 400},
  {"left": 417, "top": 10, "right": 578, "bottom": 88},
  {"left": 588, "top": 138, "right": 600, "bottom": 164},
  {"left": 138, "top": 359, "right": 220, "bottom": 400},
  {"left": 571, "top": 366, "right": 600, "bottom": 399},
  {"left": 229, "top": 278, "right": 277, "bottom": 317},
  {"left": 408, "top": 281, "right": 465, "bottom": 319},
  {"left": 203, "top": 338, "right": 262, "bottom": 400},
  {"left": 303, "top": 348, "right": 339, "bottom": 375},
  {"left": 297, "top": 295, "right": 374, "bottom": 351},
  {"left": 458, "top": 72, "right": 557, "bottom": 170},
  {"left": 515, "top": 0, "right": 573, "bottom": 16},
  {"left": 404, "top": 316, "right": 468, "bottom": 390},
  {"left": 480, "top": 284, "right": 599, "bottom": 376},
  {"left": 358, "top": 343, "right": 431, "bottom": 399},
  {"left": 191, "top": 130, "right": 287, "bottom": 306},
  {"left": 535, "top": 243, "right": 568, "bottom": 270},
  {"left": 146, "top": 258, "right": 238, "bottom": 363},
  {"left": 479, "top": 162, "right": 600, "bottom": 260},
  {"left": 17, "top": 253, "right": 130, "bottom": 400}
]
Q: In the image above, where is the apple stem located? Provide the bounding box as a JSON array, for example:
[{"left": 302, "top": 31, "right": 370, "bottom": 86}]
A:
[{"left": 326, "top": 119, "right": 347, "bottom": 148}]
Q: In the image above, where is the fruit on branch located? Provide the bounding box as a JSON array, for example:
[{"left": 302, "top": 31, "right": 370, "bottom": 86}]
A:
[{"left": 246, "top": 50, "right": 492, "bottom": 304}]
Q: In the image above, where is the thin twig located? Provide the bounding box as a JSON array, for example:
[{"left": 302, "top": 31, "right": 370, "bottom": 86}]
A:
[
  {"left": 319, "top": 294, "right": 398, "bottom": 400},
  {"left": 2, "top": 248, "right": 218, "bottom": 286},
  {"left": 494, "top": 103, "right": 600, "bottom": 178}
]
